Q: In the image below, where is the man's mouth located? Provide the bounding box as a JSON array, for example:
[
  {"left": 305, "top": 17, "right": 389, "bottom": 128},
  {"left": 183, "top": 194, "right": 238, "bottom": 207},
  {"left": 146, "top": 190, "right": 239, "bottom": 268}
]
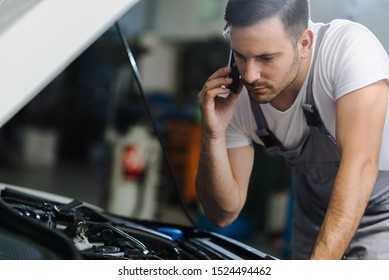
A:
[{"left": 247, "top": 85, "right": 268, "bottom": 94}]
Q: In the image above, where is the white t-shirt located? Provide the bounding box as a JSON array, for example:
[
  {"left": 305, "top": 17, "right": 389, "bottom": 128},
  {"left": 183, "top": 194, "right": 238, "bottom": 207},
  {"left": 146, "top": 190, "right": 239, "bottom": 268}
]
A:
[{"left": 226, "top": 19, "right": 389, "bottom": 170}]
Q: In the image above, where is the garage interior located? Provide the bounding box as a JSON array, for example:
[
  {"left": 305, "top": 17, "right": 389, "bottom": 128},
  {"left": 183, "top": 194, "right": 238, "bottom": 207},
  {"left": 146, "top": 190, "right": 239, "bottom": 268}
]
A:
[{"left": 0, "top": 0, "right": 388, "bottom": 260}]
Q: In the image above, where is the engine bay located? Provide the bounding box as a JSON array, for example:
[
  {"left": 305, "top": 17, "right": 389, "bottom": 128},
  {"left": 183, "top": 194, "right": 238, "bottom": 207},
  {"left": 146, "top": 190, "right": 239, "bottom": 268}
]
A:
[{"left": 0, "top": 186, "right": 275, "bottom": 260}]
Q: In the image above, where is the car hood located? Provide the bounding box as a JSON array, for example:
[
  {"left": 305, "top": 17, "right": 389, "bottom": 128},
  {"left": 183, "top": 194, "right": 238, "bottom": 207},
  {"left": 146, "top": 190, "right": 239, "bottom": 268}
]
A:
[{"left": 0, "top": 0, "right": 139, "bottom": 128}]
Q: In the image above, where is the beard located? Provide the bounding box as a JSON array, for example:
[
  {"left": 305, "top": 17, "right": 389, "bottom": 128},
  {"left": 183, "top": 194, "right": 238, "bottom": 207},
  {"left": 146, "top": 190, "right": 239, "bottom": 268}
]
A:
[{"left": 244, "top": 51, "right": 301, "bottom": 104}]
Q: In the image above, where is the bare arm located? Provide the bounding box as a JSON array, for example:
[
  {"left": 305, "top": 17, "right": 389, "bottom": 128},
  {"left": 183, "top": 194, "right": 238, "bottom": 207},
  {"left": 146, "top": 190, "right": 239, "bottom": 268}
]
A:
[
  {"left": 311, "top": 79, "right": 388, "bottom": 259},
  {"left": 196, "top": 142, "right": 254, "bottom": 227},
  {"left": 195, "top": 67, "right": 252, "bottom": 227}
]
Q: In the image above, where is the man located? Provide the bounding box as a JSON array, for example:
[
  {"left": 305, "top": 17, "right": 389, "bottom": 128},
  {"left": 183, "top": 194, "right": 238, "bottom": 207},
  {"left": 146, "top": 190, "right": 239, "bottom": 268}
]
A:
[{"left": 196, "top": 0, "right": 389, "bottom": 259}]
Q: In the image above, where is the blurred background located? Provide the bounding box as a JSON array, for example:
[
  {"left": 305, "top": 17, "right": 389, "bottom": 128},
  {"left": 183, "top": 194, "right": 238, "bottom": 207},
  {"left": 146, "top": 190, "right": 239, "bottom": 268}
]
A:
[{"left": 0, "top": 0, "right": 388, "bottom": 259}]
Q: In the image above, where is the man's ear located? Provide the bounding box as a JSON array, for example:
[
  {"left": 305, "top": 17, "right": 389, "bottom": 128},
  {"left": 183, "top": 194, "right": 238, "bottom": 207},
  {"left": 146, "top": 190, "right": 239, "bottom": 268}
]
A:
[{"left": 299, "top": 29, "right": 313, "bottom": 59}]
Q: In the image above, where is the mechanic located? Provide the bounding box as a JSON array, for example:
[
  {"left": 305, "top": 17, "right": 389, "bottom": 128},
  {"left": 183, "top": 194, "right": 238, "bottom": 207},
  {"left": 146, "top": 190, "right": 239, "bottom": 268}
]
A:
[{"left": 196, "top": 0, "right": 389, "bottom": 259}]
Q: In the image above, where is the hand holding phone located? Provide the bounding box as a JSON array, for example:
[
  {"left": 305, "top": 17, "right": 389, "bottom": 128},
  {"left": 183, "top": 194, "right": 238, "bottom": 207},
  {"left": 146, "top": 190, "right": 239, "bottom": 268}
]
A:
[{"left": 226, "top": 49, "right": 240, "bottom": 93}]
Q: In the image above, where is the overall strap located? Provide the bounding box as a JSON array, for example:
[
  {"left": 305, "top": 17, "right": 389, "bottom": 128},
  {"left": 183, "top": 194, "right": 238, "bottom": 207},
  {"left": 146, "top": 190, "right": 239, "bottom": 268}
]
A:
[
  {"left": 250, "top": 99, "right": 284, "bottom": 149},
  {"left": 303, "top": 24, "right": 330, "bottom": 128}
]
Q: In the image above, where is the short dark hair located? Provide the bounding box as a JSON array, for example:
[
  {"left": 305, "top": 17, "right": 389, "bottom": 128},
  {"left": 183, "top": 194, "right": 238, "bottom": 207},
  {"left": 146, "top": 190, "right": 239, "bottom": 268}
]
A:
[{"left": 224, "top": 0, "right": 310, "bottom": 42}]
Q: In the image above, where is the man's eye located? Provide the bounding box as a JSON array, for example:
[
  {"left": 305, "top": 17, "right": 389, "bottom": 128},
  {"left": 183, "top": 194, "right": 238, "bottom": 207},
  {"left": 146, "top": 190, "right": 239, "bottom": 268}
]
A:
[{"left": 260, "top": 56, "right": 274, "bottom": 61}]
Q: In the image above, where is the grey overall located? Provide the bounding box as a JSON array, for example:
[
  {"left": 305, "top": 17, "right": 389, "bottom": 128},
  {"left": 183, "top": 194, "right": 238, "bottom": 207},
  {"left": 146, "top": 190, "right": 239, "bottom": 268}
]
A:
[{"left": 250, "top": 25, "right": 389, "bottom": 259}]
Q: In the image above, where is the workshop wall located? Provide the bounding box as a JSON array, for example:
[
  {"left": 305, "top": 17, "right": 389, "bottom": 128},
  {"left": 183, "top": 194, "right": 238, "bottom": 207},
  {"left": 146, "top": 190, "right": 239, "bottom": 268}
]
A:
[{"left": 311, "top": 0, "right": 389, "bottom": 52}]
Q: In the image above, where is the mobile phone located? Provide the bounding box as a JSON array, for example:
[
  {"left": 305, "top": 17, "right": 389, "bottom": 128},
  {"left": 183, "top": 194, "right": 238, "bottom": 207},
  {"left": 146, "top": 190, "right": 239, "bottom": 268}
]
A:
[{"left": 227, "top": 49, "right": 240, "bottom": 93}]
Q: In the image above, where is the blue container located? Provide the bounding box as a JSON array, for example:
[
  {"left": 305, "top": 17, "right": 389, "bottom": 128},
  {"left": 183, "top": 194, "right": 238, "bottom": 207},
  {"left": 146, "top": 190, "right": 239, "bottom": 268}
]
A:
[{"left": 197, "top": 213, "right": 255, "bottom": 241}]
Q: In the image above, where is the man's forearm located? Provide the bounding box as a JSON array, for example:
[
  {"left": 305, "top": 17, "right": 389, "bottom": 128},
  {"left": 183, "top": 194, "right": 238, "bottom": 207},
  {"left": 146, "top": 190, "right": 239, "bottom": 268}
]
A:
[
  {"left": 195, "top": 136, "right": 243, "bottom": 227},
  {"left": 310, "top": 160, "right": 378, "bottom": 259}
]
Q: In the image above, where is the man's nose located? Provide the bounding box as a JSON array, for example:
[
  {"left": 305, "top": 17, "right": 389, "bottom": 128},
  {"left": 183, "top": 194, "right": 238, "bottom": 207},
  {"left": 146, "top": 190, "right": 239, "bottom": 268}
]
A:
[{"left": 242, "top": 61, "right": 261, "bottom": 84}]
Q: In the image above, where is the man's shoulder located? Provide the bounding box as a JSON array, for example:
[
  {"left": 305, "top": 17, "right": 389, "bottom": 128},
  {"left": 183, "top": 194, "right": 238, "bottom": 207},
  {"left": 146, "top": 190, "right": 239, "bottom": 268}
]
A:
[{"left": 312, "top": 19, "right": 371, "bottom": 38}]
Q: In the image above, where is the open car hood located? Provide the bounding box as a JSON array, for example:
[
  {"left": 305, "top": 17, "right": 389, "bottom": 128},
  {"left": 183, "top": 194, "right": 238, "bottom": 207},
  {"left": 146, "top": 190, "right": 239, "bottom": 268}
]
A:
[{"left": 0, "top": 0, "right": 139, "bottom": 127}]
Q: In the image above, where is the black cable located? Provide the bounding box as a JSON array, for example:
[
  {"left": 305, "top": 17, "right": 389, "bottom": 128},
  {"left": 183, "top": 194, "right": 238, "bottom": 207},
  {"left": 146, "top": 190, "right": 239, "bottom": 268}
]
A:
[{"left": 114, "top": 22, "right": 197, "bottom": 227}]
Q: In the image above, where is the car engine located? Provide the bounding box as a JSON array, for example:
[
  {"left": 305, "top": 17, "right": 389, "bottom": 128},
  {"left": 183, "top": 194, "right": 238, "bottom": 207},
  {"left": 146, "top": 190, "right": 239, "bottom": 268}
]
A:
[{"left": 0, "top": 186, "right": 275, "bottom": 260}]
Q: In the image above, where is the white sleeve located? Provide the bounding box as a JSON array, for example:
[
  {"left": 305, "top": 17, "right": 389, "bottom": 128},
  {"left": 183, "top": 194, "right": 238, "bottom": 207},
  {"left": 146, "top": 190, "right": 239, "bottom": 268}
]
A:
[{"left": 320, "top": 21, "right": 389, "bottom": 100}]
